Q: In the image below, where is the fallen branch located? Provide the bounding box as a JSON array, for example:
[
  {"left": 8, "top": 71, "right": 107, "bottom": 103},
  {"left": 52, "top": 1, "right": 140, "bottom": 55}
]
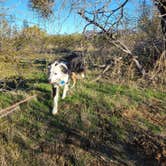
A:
[
  {"left": 0, "top": 89, "right": 9, "bottom": 92},
  {"left": 92, "top": 64, "right": 107, "bottom": 69},
  {"left": 91, "top": 57, "right": 123, "bottom": 82},
  {"left": 92, "top": 64, "right": 111, "bottom": 82},
  {"left": 78, "top": 10, "right": 146, "bottom": 76},
  {"left": 0, "top": 95, "right": 36, "bottom": 119},
  {"left": 132, "top": 57, "right": 146, "bottom": 76}
]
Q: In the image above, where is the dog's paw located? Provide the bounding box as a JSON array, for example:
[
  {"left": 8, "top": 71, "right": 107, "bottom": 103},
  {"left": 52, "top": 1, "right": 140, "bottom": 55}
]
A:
[
  {"left": 62, "top": 96, "right": 66, "bottom": 99},
  {"left": 52, "top": 109, "right": 58, "bottom": 115}
]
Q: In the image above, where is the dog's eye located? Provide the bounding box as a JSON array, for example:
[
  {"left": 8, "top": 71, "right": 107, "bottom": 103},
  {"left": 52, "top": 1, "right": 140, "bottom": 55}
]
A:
[
  {"left": 54, "top": 72, "right": 57, "bottom": 75},
  {"left": 60, "top": 66, "right": 68, "bottom": 74}
]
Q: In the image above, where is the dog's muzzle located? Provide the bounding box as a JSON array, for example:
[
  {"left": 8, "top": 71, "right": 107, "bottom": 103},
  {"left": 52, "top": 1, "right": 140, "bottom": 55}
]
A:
[
  {"left": 48, "top": 78, "right": 52, "bottom": 84},
  {"left": 48, "top": 79, "right": 66, "bottom": 86}
]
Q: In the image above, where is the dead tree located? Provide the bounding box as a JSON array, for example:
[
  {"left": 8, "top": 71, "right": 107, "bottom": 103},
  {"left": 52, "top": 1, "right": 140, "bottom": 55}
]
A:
[
  {"left": 77, "top": 0, "right": 146, "bottom": 76},
  {"left": 29, "top": 0, "right": 166, "bottom": 77},
  {"left": 154, "top": 0, "right": 166, "bottom": 38}
]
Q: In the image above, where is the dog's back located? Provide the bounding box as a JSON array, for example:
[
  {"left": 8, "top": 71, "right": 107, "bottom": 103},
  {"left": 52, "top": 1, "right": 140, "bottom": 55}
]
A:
[{"left": 61, "top": 52, "right": 85, "bottom": 74}]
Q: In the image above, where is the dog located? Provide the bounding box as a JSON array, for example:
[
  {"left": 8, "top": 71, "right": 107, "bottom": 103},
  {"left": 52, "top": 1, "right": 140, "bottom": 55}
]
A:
[{"left": 48, "top": 52, "right": 85, "bottom": 114}]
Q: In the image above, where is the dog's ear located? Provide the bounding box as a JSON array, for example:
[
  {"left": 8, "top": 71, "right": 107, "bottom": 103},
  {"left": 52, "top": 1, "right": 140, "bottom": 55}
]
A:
[
  {"left": 60, "top": 65, "right": 68, "bottom": 74},
  {"left": 48, "top": 62, "right": 52, "bottom": 69}
]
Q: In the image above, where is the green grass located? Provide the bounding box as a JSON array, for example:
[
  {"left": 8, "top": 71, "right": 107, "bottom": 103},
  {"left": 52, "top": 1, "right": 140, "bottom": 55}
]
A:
[
  {"left": 0, "top": 70, "right": 166, "bottom": 165},
  {"left": 0, "top": 92, "right": 25, "bottom": 109}
]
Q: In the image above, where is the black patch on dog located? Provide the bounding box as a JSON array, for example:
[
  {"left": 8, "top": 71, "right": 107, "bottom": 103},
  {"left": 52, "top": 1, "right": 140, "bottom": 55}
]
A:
[
  {"left": 54, "top": 62, "right": 58, "bottom": 66},
  {"left": 61, "top": 52, "right": 85, "bottom": 74},
  {"left": 48, "top": 52, "right": 85, "bottom": 76},
  {"left": 60, "top": 65, "right": 68, "bottom": 74},
  {"left": 52, "top": 86, "right": 57, "bottom": 97}
]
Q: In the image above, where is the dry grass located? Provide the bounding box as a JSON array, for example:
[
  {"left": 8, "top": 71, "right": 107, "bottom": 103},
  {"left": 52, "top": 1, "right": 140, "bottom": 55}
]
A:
[{"left": 0, "top": 40, "right": 165, "bottom": 165}]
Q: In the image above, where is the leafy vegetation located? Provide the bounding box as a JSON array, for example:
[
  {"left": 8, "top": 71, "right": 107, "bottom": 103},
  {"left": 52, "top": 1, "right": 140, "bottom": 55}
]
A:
[
  {"left": 0, "top": 1, "right": 166, "bottom": 165},
  {"left": 0, "top": 63, "right": 165, "bottom": 165}
]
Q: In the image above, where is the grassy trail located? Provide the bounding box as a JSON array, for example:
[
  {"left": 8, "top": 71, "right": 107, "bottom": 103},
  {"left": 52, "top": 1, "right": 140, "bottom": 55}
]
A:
[{"left": 0, "top": 71, "right": 166, "bottom": 166}]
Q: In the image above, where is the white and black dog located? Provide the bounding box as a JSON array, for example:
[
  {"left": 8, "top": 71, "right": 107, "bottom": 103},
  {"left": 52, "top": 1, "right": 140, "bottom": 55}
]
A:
[{"left": 48, "top": 52, "right": 85, "bottom": 115}]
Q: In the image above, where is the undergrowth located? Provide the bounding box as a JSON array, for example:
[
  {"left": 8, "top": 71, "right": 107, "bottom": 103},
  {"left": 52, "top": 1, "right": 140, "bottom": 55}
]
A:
[{"left": 0, "top": 70, "right": 166, "bottom": 165}]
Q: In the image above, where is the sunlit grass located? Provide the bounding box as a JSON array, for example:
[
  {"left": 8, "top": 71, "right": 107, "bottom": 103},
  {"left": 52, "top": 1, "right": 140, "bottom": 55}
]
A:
[{"left": 0, "top": 63, "right": 166, "bottom": 165}]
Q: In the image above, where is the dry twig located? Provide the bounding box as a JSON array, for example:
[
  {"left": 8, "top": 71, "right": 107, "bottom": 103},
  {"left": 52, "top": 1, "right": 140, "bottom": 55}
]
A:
[{"left": 0, "top": 95, "right": 36, "bottom": 119}]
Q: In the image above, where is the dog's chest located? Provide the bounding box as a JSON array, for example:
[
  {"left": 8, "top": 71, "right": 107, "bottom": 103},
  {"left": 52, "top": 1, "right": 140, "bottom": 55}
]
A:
[{"left": 51, "top": 64, "right": 69, "bottom": 86}]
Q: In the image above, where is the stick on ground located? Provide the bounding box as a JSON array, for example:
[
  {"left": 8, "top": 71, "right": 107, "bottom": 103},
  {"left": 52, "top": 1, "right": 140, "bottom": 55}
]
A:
[{"left": 0, "top": 95, "right": 36, "bottom": 119}]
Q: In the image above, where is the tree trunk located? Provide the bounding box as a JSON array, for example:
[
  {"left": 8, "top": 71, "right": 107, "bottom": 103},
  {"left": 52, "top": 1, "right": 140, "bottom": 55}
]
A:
[{"left": 154, "top": 0, "right": 166, "bottom": 39}]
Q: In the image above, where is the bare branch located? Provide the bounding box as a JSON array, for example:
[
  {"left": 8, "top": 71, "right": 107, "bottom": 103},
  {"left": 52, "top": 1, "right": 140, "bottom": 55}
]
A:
[
  {"left": 0, "top": 95, "right": 36, "bottom": 119},
  {"left": 78, "top": 2, "right": 146, "bottom": 76},
  {"left": 154, "top": 0, "right": 166, "bottom": 36},
  {"left": 92, "top": 64, "right": 111, "bottom": 82}
]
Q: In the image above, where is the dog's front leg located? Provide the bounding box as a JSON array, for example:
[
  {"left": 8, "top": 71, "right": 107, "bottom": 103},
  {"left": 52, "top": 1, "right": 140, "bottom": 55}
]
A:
[
  {"left": 52, "top": 85, "right": 59, "bottom": 115},
  {"left": 62, "top": 83, "right": 69, "bottom": 99}
]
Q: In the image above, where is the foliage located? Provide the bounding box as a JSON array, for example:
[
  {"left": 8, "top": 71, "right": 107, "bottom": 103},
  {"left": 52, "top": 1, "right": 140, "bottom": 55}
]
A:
[
  {"left": 29, "top": 0, "right": 54, "bottom": 18},
  {"left": 0, "top": 2, "right": 166, "bottom": 164}
]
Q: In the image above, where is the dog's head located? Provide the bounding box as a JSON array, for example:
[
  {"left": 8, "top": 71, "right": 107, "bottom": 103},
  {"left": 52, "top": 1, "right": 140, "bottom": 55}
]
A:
[{"left": 48, "top": 61, "right": 69, "bottom": 86}]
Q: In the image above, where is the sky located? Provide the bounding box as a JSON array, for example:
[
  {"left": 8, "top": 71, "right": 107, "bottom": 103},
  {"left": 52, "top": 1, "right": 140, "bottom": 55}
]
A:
[
  {"left": 1, "top": 0, "right": 87, "bottom": 34},
  {"left": 1, "top": 0, "right": 154, "bottom": 35}
]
